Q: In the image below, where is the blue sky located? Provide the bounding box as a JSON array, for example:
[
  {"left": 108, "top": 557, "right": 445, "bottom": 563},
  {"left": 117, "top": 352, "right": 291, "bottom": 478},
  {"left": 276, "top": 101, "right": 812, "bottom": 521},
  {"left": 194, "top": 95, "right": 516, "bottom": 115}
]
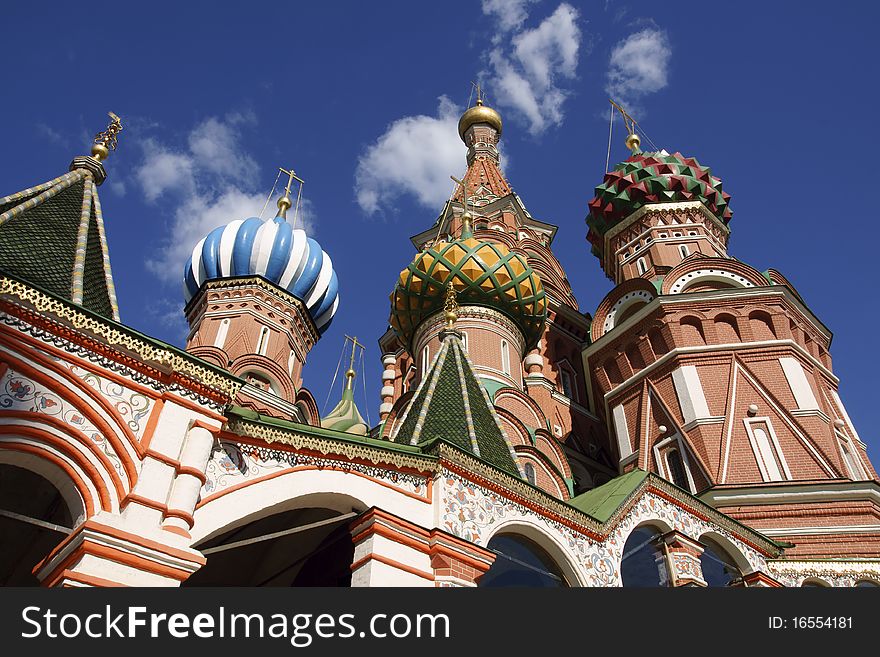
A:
[{"left": 2, "top": 1, "right": 877, "bottom": 460}]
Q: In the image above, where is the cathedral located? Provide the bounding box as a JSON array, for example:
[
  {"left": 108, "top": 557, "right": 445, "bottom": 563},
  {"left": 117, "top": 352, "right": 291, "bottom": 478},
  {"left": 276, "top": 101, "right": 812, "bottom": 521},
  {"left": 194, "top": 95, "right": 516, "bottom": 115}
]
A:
[{"left": 0, "top": 98, "right": 878, "bottom": 588}]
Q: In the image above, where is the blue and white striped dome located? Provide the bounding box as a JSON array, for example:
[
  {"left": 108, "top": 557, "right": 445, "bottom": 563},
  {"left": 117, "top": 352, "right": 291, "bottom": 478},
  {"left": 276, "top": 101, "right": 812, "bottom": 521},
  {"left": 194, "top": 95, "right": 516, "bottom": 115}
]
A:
[{"left": 183, "top": 215, "right": 339, "bottom": 333}]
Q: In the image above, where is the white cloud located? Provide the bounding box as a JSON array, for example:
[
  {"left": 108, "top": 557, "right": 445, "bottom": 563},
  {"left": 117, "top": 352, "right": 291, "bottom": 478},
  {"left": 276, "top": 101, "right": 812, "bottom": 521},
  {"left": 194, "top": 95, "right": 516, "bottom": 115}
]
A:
[
  {"left": 481, "top": 0, "right": 538, "bottom": 34},
  {"left": 354, "top": 96, "right": 467, "bottom": 215},
  {"left": 35, "top": 123, "right": 68, "bottom": 147},
  {"left": 485, "top": 3, "right": 581, "bottom": 135},
  {"left": 146, "top": 189, "right": 266, "bottom": 283},
  {"left": 187, "top": 116, "right": 258, "bottom": 184},
  {"left": 137, "top": 112, "right": 316, "bottom": 286},
  {"left": 137, "top": 139, "right": 195, "bottom": 201},
  {"left": 606, "top": 28, "right": 671, "bottom": 110}
]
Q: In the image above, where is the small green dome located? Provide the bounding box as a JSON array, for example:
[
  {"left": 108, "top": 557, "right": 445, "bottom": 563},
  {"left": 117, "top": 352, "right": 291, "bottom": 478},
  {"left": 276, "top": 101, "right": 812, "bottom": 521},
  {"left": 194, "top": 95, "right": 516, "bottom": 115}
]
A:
[{"left": 390, "top": 234, "right": 546, "bottom": 350}]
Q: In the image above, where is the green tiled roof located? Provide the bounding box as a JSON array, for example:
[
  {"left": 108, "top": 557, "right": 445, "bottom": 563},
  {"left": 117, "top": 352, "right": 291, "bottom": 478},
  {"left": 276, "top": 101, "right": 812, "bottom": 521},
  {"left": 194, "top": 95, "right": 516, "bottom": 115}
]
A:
[
  {"left": 393, "top": 329, "right": 520, "bottom": 476},
  {"left": 0, "top": 166, "right": 119, "bottom": 320},
  {"left": 567, "top": 469, "right": 649, "bottom": 522}
]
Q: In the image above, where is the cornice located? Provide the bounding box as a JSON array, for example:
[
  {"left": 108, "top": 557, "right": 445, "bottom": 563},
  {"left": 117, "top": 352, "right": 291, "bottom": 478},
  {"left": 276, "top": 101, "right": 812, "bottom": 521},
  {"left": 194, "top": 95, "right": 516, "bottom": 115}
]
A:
[{"left": 0, "top": 274, "right": 243, "bottom": 403}]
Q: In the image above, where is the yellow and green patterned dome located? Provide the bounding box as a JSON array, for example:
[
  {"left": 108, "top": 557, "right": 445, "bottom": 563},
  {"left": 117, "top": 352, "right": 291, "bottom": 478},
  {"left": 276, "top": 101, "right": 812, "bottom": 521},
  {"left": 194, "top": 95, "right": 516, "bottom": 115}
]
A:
[{"left": 390, "top": 221, "right": 546, "bottom": 350}]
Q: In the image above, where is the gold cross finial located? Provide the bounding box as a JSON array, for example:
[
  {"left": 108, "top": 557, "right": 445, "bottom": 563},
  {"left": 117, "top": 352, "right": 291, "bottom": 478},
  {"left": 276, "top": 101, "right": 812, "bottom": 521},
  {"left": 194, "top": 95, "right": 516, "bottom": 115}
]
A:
[
  {"left": 609, "top": 99, "right": 641, "bottom": 153},
  {"left": 344, "top": 335, "right": 365, "bottom": 388},
  {"left": 91, "top": 112, "right": 123, "bottom": 161},
  {"left": 277, "top": 166, "right": 305, "bottom": 221},
  {"left": 471, "top": 80, "right": 484, "bottom": 106}
]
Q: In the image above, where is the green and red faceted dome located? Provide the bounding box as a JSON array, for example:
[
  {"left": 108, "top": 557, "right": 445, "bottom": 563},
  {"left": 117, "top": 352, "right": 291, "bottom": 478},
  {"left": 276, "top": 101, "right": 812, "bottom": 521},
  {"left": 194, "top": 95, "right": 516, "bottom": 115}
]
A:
[{"left": 586, "top": 151, "right": 732, "bottom": 256}]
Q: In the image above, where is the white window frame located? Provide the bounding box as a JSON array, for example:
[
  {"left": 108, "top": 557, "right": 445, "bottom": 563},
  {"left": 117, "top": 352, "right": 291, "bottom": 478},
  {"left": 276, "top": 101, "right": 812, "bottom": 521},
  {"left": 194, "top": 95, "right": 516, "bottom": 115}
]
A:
[
  {"left": 501, "top": 339, "right": 511, "bottom": 375},
  {"left": 835, "top": 429, "right": 866, "bottom": 480},
  {"left": 679, "top": 244, "right": 690, "bottom": 259},
  {"left": 637, "top": 257, "right": 648, "bottom": 275},
  {"left": 653, "top": 434, "right": 697, "bottom": 493},
  {"left": 256, "top": 326, "right": 270, "bottom": 356},
  {"left": 421, "top": 344, "right": 431, "bottom": 377},
  {"left": 743, "top": 417, "right": 791, "bottom": 482},
  {"left": 557, "top": 359, "right": 578, "bottom": 402},
  {"left": 213, "top": 318, "right": 230, "bottom": 348}
]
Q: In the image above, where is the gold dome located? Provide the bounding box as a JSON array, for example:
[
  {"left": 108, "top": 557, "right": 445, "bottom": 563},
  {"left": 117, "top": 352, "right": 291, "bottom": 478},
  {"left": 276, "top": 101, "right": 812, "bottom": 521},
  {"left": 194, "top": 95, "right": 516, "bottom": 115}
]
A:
[{"left": 457, "top": 99, "right": 503, "bottom": 142}]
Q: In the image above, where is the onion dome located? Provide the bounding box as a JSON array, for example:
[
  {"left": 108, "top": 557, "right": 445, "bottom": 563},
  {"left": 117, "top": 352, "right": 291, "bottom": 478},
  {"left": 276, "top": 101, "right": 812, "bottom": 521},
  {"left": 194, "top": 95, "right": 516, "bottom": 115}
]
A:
[
  {"left": 458, "top": 98, "right": 503, "bottom": 141},
  {"left": 321, "top": 368, "right": 368, "bottom": 436},
  {"left": 183, "top": 211, "right": 339, "bottom": 333},
  {"left": 389, "top": 218, "right": 546, "bottom": 350},
  {"left": 587, "top": 151, "right": 732, "bottom": 255}
]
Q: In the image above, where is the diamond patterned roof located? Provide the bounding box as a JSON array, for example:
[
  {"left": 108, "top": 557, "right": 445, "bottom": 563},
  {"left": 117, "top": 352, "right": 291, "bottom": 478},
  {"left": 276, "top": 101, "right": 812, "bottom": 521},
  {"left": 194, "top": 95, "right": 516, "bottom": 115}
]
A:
[{"left": 586, "top": 151, "right": 732, "bottom": 259}]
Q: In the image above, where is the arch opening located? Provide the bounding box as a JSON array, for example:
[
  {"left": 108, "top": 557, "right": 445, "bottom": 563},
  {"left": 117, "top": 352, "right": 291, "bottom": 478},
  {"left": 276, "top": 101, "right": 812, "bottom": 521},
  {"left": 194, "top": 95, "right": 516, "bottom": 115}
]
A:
[
  {"left": 479, "top": 533, "right": 569, "bottom": 588},
  {"left": 621, "top": 524, "right": 669, "bottom": 587},
  {"left": 0, "top": 463, "right": 74, "bottom": 586},
  {"left": 184, "top": 506, "right": 356, "bottom": 587}
]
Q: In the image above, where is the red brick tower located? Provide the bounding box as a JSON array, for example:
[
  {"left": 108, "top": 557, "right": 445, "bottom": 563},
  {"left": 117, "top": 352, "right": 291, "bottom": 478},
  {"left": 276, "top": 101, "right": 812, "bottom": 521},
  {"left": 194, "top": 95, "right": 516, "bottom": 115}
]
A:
[
  {"left": 378, "top": 98, "right": 613, "bottom": 498},
  {"left": 182, "top": 184, "right": 339, "bottom": 424},
  {"left": 583, "top": 129, "right": 880, "bottom": 558}
]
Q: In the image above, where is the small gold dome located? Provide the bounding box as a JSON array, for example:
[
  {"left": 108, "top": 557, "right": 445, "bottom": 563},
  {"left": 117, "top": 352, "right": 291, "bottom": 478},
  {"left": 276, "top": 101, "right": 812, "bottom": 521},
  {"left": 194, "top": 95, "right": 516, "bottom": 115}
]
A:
[{"left": 458, "top": 99, "right": 503, "bottom": 142}]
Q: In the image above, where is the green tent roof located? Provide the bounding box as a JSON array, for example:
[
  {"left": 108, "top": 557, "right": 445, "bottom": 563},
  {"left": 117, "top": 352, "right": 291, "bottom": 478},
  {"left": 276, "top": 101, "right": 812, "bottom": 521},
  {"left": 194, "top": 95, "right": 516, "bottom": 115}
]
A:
[{"left": 393, "top": 329, "right": 521, "bottom": 476}]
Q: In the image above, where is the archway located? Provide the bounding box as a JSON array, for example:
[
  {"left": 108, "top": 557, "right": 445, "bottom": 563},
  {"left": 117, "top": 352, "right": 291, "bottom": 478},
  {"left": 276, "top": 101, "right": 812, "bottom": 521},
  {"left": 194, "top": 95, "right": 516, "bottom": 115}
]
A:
[
  {"left": 0, "top": 463, "right": 75, "bottom": 585},
  {"left": 479, "top": 533, "right": 570, "bottom": 587},
  {"left": 184, "top": 506, "right": 357, "bottom": 587},
  {"left": 699, "top": 535, "right": 743, "bottom": 586},
  {"left": 621, "top": 524, "right": 669, "bottom": 587}
]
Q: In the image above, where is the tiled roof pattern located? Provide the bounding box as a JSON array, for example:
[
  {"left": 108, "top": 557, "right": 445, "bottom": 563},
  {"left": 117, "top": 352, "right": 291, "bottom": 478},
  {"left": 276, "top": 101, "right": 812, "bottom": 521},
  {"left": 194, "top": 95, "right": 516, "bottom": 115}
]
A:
[
  {"left": 0, "top": 169, "right": 117, "bottom": 319},
  {"left": 393, "top": 332, "right": 519, "bottom": 475}
]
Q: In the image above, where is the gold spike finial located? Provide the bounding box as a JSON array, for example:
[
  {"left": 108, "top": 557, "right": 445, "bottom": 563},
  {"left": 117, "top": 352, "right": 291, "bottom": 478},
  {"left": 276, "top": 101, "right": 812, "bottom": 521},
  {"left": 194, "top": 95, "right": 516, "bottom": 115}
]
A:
[
  {"left": 444, "top": 283, "right": 459, "bottom": 328},
  {"left": 91, "top": 112, "right": 123, "bottom": 161},
  {"left": 277, "top": 166, "right": 305, "bottom": 220}
]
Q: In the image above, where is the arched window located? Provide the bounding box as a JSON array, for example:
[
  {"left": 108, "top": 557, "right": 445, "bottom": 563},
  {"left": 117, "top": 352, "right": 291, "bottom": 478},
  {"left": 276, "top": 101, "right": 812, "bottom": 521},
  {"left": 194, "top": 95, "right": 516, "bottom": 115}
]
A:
[
  {"left": 699, "top": 537, "right": 743, "bottom": 587},
  {"left": 679, "top": 245, "right": 690, "bottom": 259},
  {"left": 751, "top": 425, "right": 784, "bottom": 482},
  {"left": 838, "top": 435, "right": 865, "bottom": 480},
  {"left": 637, "top": 257, "right": 648, "bottom": 275},
  {"left": 213, "top": 318, "right": 230, "bottom": 348},
  {"left": 479, "top": 534, "right": 568, "bottom": 587},
  {"left": 621, "top": 526, "right": 668, "bottom": 587},
  {"left": 256, "top": 326, "right": 270, "bottom": 356},
  {"left": 523, "top": 463, "right": 536, "bottom": 485},
  {"left": 559, "top": 368, "right": 574, "bottom": 399},
  {"left": 421, "top": 344, "right": 430, "bottom": 377},
  {"left": 501, "top": 340, "right": 511, "bottom": 375},
  {"left": 460, "top": 331, "right": 468, "bottom": 352},
  {"left": 665, "top": 448, "right": 690, "bottom": 490}
]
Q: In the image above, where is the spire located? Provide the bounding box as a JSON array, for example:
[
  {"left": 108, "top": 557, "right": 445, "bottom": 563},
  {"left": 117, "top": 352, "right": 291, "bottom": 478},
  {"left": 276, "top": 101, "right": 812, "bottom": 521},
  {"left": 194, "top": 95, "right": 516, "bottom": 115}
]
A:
[
  {"left": 0, "top": 113, "right": 122, "bottom": 320},
  {"left": 391, "top": 329, "right": 522, "bottom": 477},
  {"left": 321, "top": 336, "right": 368, "bottom": 435}
]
